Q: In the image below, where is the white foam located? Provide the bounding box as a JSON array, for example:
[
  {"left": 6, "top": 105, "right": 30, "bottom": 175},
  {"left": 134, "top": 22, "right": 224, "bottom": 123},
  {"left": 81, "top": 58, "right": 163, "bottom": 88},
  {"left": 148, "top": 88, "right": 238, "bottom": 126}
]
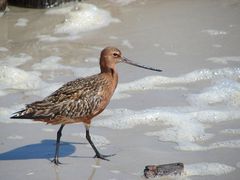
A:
[
  {"left": 7, "top": 135, "right": 24, "bottom": 140},
  {"left": 185, "top": 163, "right": 235, "bottom": 176},
  {"left": 26, "top": 172, "right": 34, "bottom": 176},
  {"left": 94, "top": 107, "right": 240, "bottom": 151},
  {"left": 236, "top": 162, "right": 240, "bottom": 168},
  {"left": 109, "top": 36, "right": 118, "bottom": 40},
  {"left": 42, "top": 128, "right": 55, "bottom": 132},
  {"left": 113, "top": 68, "right": 240, "bottom": 99},
  {"left": 202, "top": 29, "right": 227, "bottom": 36},
  {"left": 47, "top": 3, "right": 120, "bottom": 35},
  {"left": 0, "top": 90, "right": 7, "bottom": 96},
  {"left": 15, "top": 18, "right": 29, "bottom": 27},
  {"left": 221, "top": 129, "right": 240, "bottom": 135},
  {"left": 32, "top": 55, "right": 99, "bottom": 78},
  {"left": 0, "top": 53, "right": 32, "bottom": 67},
  {"left": 164, "top": 51, "right": 178, "bottom": 56},
  {"left": 207, "top": 56, "right": 240, "bottom": 64},
  {"left": 0, "top": 66, "right": 45, "bottom": 90},
  {"left": 37, "top": 34, "right": 81, "bottom": 42},
  {"left": 25, "top": 82, "right": 62, "bottom": 98},
  {"left": 187, "top": 79, "right": 240, "bottom": 107},
  {"left": 0, "top": 47, "right": 8, "bottom": 52},
  {"left": 121, "top": 40, "right": 134, "bottom": 49},
  {"left": 110, "top": 170, "right": 120, "bottom": 174},
  {"left": 108, "top": 0, "right": 136, "bottom": 6},
  {"left": 72, "top": 133, "right": 110, "bottom": 147},
  {"left": 212, "top": 44, "right": 222, "bottom": 48},
  {"left": 91, "top": 164, "right": 101, "bottom": 168},
  {"left": 84, "top": 57, "right": 98, "bottom": 63},
  {"left": 32, "top": 56, "right": 63, "bottom": 70}
]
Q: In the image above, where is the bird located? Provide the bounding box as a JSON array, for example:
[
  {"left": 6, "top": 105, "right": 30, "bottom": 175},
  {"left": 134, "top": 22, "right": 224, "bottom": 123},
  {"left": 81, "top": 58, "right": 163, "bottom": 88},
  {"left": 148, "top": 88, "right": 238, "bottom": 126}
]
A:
[{"left": 11, "top": 47, "right": 162, "bottom": 165}]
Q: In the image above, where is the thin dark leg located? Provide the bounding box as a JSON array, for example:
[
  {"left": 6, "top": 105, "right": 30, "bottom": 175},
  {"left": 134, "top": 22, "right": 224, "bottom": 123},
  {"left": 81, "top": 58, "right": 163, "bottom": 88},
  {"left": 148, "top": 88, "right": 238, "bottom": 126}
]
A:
[
  {"left": 85, "top": 125, "right": 115, "bottom": 161},
  {"left": 52, "top": 124, "right": 65, "bottom": 165}
]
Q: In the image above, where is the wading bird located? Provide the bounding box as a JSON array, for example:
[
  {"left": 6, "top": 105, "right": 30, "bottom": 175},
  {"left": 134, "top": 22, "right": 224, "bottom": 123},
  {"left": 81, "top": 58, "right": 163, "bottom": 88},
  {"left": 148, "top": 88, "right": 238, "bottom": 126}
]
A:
[{"left": 11, "top": 47, "right": 162, "bottom": 165}]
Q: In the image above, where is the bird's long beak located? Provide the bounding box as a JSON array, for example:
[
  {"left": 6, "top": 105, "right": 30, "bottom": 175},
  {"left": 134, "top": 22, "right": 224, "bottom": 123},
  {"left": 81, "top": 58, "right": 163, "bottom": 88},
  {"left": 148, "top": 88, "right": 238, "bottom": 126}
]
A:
[{"left": 121, "top": 57, "right": 162, "bottom": 72}]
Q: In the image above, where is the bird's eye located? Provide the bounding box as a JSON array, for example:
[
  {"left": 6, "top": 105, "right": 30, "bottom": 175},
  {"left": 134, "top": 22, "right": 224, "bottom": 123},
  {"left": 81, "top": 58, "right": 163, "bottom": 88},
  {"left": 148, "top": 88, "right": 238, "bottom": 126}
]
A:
[{"left": 113, "top": 53, "right": 118, "bottom": 57}]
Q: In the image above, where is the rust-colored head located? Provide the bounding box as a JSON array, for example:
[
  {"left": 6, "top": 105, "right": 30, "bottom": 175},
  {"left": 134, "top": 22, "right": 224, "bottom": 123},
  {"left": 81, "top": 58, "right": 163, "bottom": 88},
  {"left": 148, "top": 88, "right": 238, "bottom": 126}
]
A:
[
  {"left": 100, "top": 47, "right": 122, "bottom": 72},
  {"left": 100, "top": 47, "right": 162, "bottom": 73}
]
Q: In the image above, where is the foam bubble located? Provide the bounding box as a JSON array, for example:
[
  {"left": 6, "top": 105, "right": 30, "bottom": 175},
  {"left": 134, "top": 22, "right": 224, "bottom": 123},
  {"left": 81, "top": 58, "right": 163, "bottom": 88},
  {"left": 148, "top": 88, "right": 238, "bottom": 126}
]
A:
[
  {"left": 109, "top": 36, "right": 118, "bottom": 40},
  {"left": 42, "top": 128, "right": 55, "bottom": 132},
  {"left": 25, "top": 82, "right": 62, "bottom": 98},
  {"left": 187, "top": 79, "right": 240, "bottom": 107},
  {"left": 108, "top": 0, "right": 136, "bottom": 6},
  {"left": 0, "top": 90, "right": 7, "bottom": 96},
  {"left": 207, "top": 56, "right": 240, "bottom": 64},
  {"left": 0, "top": 66, "right": 45, "bottom": 90},
  {"left": 212, "top": 44, "right": 222, "bottom": 48},
  {"left": 0, "top": 53, "right": 32, "bottom": 67},
  {"left": 15, "top": 18, "right": 29, "bottom": 27},
  {"left": 221, "top": 129, "right": 240, "bottom": 135},
  {"left": 114, "top": 68, "right": 240, "bottom": 99},
  {"left": 48, "top": 3, "right": 120, "bottom": 35},
  {"left": 185, "top": 163, "right": 235, "bottom": 176},
  {"left": 32, "top": 55, "right": 99, "bottom": 78},
  {"left": 84, "top": 57, "right": 98, "bottom": 63},
  {"left": 7, "top": 135, "right": 24, "bottom": 140},
  {"left": 202, "top": 29, "right": 227, "bottom": 36},
  {"left": 164, "top": 51, "right": 178, "bottom": 56},
  {"left": 26, "top": 172, "right": 34, "bottom": 176},
  {"left": 122, "top": 39, "right": 134, "bottom": 49},
  {"left": 32, "top": 56, "right": 63, "bottom": 70},
  {"left": 37, "top": 34, "right": 81, "bottom": 42},
  {"left": 72, "top": 133, "right": 110, "bottom": 147},
  {"left": 94, "top": 107, "right": 240, "bottom": 151},
  {"left": 0, "top": 47, "right": 8, "bottom": 52}
]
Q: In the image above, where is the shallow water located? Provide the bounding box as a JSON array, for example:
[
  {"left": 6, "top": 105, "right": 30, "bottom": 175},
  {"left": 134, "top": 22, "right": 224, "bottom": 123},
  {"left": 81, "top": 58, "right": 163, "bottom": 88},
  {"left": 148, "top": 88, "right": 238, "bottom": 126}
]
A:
[{"left": 0, "top": 0, "right": 240, "bottom": 179}]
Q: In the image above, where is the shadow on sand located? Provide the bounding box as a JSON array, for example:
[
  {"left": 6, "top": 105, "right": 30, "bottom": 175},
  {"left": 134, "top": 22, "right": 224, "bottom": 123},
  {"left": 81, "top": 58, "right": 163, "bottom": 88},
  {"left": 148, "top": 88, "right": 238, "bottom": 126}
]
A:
[{"left": 0, "top": 139, "right": 76, "bottom": 161}]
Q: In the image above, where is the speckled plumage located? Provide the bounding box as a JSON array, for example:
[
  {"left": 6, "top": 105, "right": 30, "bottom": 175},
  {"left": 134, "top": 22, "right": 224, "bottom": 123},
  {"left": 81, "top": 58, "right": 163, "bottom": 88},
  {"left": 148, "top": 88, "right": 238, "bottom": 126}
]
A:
[
  {"left": 12, "top": 60, "right": 118, "bottom": 125},
  {"left": 11, "top": 47, "right": 161, "bottom": 164}
]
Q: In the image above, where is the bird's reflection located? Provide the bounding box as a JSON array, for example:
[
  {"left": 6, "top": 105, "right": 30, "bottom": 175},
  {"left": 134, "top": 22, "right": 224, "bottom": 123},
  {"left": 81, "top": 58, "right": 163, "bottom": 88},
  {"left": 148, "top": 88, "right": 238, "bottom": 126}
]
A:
[{"left": 52, "top": 158, "right": 101, "bottom": 180}]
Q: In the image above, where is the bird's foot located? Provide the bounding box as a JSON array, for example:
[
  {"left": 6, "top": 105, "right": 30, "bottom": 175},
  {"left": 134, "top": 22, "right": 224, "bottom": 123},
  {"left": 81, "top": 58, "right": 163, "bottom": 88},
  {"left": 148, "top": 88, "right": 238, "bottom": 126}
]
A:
[
  {"left": 94, "top": 153, "right": 116, "bottom": 161},
  {"left": 51, "top": 158, "right": 62, "bottom": 165}
]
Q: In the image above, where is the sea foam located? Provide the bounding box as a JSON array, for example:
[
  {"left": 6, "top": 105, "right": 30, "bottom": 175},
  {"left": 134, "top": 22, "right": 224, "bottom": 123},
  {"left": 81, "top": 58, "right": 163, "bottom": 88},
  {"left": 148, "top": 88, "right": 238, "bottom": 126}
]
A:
[
  {"left": 113, "top": 67, "right": 240, "bottom": 99},
  {"left": 46, "top": 3, "right": 119, "bottom": 35},
  {"left": 187, "top": 79, "right": 240, "bottom": 107},
  {"left": 15, "top": 18, "right": 29, "bottom": 27},
  {"left": 94, "top": 107, "right": 240, "bottom": 151},
  {"left": 32, "top": 55, "right": 99, "bottom": 78},
  {"left": 0, "top": 53, "right": 32, "bottom": 67},
  {"left": 0, "top": 66, "right": 45, "bottom": 90},
  {"left": 185, "top": 163, "right": 235, "bottom": 176}
]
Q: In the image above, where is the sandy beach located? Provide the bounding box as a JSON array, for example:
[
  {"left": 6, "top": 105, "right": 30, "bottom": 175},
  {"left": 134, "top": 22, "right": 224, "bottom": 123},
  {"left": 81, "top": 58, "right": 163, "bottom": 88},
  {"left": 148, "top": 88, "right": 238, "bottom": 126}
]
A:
[{"left": 0, "top": 0, "right": 240, "bottom": 179}]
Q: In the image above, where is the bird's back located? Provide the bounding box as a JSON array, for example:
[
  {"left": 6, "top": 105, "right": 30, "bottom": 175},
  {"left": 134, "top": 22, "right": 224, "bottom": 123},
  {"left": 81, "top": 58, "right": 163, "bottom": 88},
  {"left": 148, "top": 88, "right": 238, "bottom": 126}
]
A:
[{"left": 11, "top": 72, "right": 117, "bottom": 125}]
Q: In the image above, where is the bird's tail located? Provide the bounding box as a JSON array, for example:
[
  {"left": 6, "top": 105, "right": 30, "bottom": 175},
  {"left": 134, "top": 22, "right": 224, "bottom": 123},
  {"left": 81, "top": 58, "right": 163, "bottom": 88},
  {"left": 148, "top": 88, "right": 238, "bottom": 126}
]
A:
[{"left": 10, "top": 109, "right": 34, "bottom": 119}]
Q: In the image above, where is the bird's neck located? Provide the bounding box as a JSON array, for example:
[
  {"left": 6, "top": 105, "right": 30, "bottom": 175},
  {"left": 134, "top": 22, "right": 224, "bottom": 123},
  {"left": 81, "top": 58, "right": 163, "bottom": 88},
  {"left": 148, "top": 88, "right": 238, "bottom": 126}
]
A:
[
  {"left": 101, "top": 66, "right": 115, "bottom": 74},
  {"left": 100, "top": 66, "right": 118, "bottom": 89}
]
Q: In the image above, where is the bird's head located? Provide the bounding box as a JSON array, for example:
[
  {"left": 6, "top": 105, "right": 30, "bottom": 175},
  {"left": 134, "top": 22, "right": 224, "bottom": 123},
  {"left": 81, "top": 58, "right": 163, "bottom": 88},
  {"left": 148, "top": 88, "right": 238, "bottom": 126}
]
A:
[{"left": 100, "top": 47, "right": 162, "bottom": 73}]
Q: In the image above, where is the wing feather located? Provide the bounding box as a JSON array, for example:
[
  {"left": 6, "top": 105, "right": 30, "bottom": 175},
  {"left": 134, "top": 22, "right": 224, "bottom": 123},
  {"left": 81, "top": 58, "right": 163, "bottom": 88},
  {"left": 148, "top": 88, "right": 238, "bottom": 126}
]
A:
[{"left": 11, "top": 74, "right": 107, "bottom": 120}]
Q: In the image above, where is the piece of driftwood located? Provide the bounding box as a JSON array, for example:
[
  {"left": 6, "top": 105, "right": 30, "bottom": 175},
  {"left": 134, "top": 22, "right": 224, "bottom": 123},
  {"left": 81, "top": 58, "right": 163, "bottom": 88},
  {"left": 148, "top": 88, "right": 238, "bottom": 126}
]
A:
[
  {"left": 144, "top": 162, "right": 184, "bottom": 178},
  {"left": 8, "top": 0, "right": 79, "bottom": 9}
]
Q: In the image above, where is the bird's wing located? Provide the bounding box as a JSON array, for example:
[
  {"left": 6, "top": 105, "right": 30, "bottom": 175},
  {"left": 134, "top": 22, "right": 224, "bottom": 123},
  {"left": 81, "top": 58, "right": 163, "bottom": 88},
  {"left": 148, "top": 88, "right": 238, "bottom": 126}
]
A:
[{"left": 11, "top": 74, "right": 107, "bottom": 120}]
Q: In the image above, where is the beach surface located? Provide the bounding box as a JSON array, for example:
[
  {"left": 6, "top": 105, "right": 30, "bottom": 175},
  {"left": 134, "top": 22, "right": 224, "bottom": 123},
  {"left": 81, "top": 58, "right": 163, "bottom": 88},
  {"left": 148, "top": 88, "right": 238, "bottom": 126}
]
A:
[{"left": 0, "top": 0, "right": 240, "bottom": 179}]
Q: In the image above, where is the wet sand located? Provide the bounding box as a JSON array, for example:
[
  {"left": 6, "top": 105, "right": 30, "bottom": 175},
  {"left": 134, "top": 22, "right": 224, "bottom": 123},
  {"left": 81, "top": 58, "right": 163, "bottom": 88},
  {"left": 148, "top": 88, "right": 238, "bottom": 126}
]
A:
[{"left": 1, "top": 0, "right": 240, "bottom": 179}]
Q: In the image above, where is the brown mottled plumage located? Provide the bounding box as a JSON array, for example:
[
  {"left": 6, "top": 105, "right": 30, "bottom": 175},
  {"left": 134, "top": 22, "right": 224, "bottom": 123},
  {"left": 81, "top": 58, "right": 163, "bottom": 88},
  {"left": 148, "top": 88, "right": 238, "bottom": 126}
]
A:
[{"left": 11, "top": 47, "right": 162, "bottom": 165}]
